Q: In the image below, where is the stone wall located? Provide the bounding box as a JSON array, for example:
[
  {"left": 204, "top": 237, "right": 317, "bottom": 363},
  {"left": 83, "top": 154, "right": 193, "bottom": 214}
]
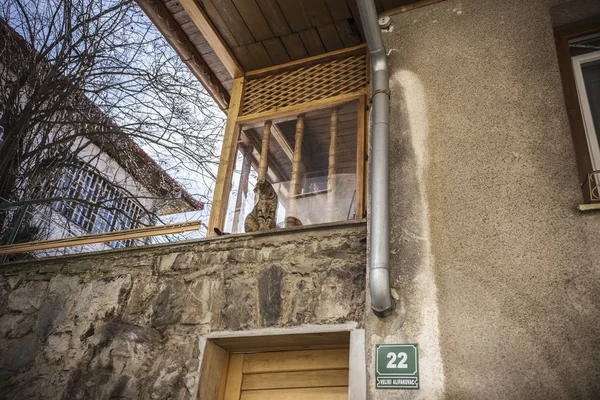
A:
[{"left": 0, "top": 221, "right": 366, "bottom": 399}]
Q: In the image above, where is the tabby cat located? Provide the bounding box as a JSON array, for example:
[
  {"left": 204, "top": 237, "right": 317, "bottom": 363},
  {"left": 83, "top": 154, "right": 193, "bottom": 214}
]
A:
[{"left": 244, "top": 179, "right": 278, "bottom": 232}]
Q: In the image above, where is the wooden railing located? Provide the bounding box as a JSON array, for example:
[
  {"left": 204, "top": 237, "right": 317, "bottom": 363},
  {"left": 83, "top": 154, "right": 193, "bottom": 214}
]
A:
[{"left": 0, "top": 220, "right": 202, "bottom": 256}]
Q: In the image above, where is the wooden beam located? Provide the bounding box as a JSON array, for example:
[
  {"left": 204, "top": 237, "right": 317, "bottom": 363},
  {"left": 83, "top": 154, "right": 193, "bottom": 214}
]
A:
[
  {"left": 242, "top": 130, "right": 287, "bottom": 182},
  {"left": 135, "top": 0, "right": 230, "bottom": 111},
  {"left": 243, "top": 349, "right": 349, "bottom": 374},
  {"left": 240, "top": 386, "right": 348, "bottom": 399},
  {"left": 245, "top": 44, "right": 367, "bottom": 80},
  {"left": 211, "top": 331, "right": 350, "bottom": 353},
  {"left": 270, "top": 123, "right": 307, "bottom": 177},
  {"left": 237, "top": 90, "right": 366, "bottom": 126},
  {"left": 0, "top": 221, "right": 202, "bottom": 255},
  {"left": 197, "top": 341, "right": 229, "bottom": 400},
  {"left": 223, "top": 354, "right": 245, "bottom": 400},
  {"left": 179, "top": 0, "right": 244, "bottom": 79},
  {"left": 231, "top": 146, "right": 252, "bottom": 233},
  {"left": 288, "top": 115, "right": 305, "bottom": 225},
  {"left": 240, "top": 106, "right": 358, "bottom": 130},
  {"left": 327, "top": 108, "right": 338, "bottom": 221},
  {"left": 208, "top": 77, "right": 245, "bottom": 235},
  {"left": 379, "top": 0, "right": 447, "bottom": 17},
  {"left": 258, "top": 120, "right": 272, "bottom": 181},
  {"left": 241, "top": 369, "right": 349, "bottom": 391},
  {"left": 217, "top": 348, "right": 230, "bottom": 400},
  {"left": 240, "top": 114, "right": 301, "bottom": 130},
  {"left": 290, "top": 116, "right": 305, "bottom": 198}
]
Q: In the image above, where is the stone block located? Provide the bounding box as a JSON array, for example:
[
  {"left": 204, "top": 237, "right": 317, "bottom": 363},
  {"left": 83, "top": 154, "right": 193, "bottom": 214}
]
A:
[
  {"left": 0, "top": 313, "right": 36, "bottom": 338},
  {"left": 261, "top": 243, "right": 296, "bottom": 261},
  {"left": 172, "top": 252, "right": 197, "bottom": 271},
  {"left": 74, "top": 275, "right": 132, "bottom": 322},
  {"left": 150, "top": 362, "right": 182, "bottom": 400},
  {"left": 43, "top": 332, "right": 71, "bottom": 364},
  {"left": 222, "top": 278, "right": 258, "bottom": 330},
  {"left": 122, "top": 278, "right": 160, "bottom": 324},
  {"left": 154, "top": 252, "right": 197, "bottom": 274},
  {"left": 69, "top": 373, "right": 139, "bottom": 400},
  {"left": 38, "top": 299, "right": 69, "bottom": 342},
  {"left": 258, "top": 265, "right": 283, "bottom": 327},
  {"left": 91, "top": 324, "right": 157, "bottom": 375},
  {"left": 154, "top": 252, "right": 178, "bottom": 274},
  {"left": 151, "top": 281, "right": 184, "bottom": 328},
  {"left": 7, "top": 277, "right": 21, "bottom": 290},
  {"left": 8, "top": 280, "right": 48, "bottom": 314},
  {"left": 180, "top": 279, "right": 223, "bottom": 325},
  {"left": 0, "top": 281, "right": 9, "bottom": 313},
  {"left": 283, "top": 276, "right": 316, "bottom": 325},
  {"left": 66, "top": 323, "right": 159, "bottom": 398},
  {"left": 315, "top": 268, "right": 365, "bottom": 322},
  {"left": 0, "top": 333, "right": 39, "bottom": 372},
  {"left": 48, "top": 274, "right": 80, "bottom": 298}
]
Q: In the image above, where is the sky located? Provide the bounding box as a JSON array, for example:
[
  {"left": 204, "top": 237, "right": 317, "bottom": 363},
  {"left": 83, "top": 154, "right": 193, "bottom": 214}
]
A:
[{"left": 1, "top": 0, "right": 232, "bottom": 243}]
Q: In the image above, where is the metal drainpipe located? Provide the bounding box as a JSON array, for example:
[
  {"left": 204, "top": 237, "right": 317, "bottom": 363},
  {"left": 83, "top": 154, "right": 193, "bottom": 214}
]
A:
[{"left": 357, "top": 0, "right": 393, "bottom": 317}]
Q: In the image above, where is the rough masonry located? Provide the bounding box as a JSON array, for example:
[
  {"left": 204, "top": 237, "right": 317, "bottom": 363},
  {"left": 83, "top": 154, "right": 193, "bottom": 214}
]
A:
[{"left": 0, "top": 221, "right": 366, "bottom": 399}]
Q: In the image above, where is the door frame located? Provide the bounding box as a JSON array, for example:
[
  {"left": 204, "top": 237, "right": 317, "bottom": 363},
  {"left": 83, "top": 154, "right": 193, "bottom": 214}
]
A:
[{"left": 194, "top": 323, "right": 366, "bottom": 400}]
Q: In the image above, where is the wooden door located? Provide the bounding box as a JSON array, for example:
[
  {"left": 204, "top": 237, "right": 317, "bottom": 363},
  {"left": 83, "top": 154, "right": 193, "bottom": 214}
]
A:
[{"left": 223, "top": 348, "right": 349, "bottom": 400}]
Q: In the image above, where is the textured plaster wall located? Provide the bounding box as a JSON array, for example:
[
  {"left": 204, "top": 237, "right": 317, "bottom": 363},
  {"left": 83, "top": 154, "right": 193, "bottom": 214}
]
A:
[
  {"left": 0, "top": 222, "right": 366, "bottom": 399},
  {"left": 367, "top": 0, "right": 600, "bottom": 399}
]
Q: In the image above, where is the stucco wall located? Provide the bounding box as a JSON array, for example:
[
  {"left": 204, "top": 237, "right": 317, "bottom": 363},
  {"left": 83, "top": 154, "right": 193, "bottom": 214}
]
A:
[
  {"left": 367, "top": 0, "right": 600, "bottom": 399},
  {"left": 0, "top": 221, "right": 366, "bottom": 399}
]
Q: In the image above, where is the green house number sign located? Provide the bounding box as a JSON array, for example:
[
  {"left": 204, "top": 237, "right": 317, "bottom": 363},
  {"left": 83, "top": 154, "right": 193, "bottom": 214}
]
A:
[{"left": 375, "top": 344, "right": 419, "bottom": 389}]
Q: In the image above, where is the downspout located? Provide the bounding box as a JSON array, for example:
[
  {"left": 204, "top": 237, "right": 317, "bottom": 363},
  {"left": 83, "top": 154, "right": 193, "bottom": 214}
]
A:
[{"left": 357, "top": 0, "right": 393, "bottom": 317}]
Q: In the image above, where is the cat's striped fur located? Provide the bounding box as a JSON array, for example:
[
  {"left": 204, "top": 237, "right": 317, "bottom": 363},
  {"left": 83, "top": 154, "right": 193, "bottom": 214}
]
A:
[{"left": 244, "top": 179, "right": 278, "bottom": 232}]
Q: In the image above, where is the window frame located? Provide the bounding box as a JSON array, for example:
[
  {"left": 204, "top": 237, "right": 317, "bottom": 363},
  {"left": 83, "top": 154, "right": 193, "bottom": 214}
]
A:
[
  {"left": 572, "top": 50, "right": 600, "bottom": 172},
  {"left": 554, "top": 17, "right": 600, "bottom": 203}
]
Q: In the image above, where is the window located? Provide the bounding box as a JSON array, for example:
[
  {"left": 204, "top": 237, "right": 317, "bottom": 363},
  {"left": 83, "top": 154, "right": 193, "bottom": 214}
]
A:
[
  {"left": 555, "top": 20, "right": 600, "bottom": 202},
  {"left": 224, "top": 103, "right": 362, "bottom": 233},
  {"left": 49, "top": 161, "right": 144, "bottom": 247},
  {"left": 572, "top": 34, "right": 600, "bottom": 200},
  {"left": 209, "top": 46, "right": 369, "bottom": 234}
]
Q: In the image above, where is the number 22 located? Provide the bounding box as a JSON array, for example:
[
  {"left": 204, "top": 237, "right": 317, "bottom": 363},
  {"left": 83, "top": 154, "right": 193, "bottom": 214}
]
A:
[{"left": 386, "top": 352, "right": 408, "bottom": 369}]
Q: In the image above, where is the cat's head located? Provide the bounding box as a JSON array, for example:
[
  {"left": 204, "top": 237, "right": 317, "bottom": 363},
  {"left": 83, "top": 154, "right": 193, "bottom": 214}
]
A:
[{"left": 254, "top": 179, "right": 276, "bottom": 198}]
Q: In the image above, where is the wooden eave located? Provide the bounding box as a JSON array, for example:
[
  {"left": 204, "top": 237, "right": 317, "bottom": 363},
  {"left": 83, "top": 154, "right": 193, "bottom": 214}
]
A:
[
  {"left": 138, "top": 0, "right": 436, "bottom": 110},
  {"left": 136, "top": 0, "right": 231, "bottom": 111}
]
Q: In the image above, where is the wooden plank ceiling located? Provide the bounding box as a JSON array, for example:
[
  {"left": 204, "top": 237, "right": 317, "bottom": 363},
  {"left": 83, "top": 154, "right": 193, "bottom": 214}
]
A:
[{"left": 158, "top": 0, "right": 422, "bottom": 98}]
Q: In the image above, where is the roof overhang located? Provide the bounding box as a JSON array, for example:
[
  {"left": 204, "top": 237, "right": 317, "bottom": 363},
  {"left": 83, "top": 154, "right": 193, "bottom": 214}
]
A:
[{"left": 137, "top": 0, "right": 440, "bottom": 110}]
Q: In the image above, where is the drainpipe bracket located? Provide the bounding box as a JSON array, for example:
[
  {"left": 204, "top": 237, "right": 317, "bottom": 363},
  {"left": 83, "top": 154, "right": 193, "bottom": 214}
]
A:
[
  {"left": 378, "top": 16, "right": 391, "bottom": 28},
  {"left": 372, "top": 88, "right": 391, "bottom": 100}
]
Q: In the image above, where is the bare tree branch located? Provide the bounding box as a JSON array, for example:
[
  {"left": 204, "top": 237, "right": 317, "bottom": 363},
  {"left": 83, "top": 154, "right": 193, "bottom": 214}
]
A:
[{"left": 0, "top": 0, "right": 224, "bottom": 253}]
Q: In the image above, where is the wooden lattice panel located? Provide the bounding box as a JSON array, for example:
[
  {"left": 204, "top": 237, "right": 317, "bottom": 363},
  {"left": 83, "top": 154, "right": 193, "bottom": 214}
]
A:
[{"left": 241, "top": 54, "right": 367, "bottom": 116}]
